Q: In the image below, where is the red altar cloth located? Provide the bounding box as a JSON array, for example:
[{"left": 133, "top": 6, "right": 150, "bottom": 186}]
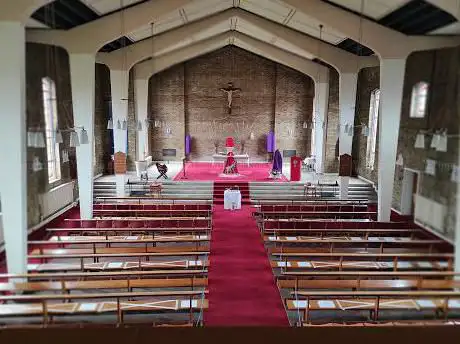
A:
[{"left": 225, "top": 137, "right": 234, "bottom": 147}]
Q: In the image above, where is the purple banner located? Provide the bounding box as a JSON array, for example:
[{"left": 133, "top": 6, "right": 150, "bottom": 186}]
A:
[
  {"left": 185, "top": 135, "right": 191, "bottom": 155},
  {"left": 266, "top": 131, "right": 275, "bottom": 153}
]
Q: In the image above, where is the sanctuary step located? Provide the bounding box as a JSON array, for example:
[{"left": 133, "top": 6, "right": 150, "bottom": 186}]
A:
[{"left": 213, "top": 182, "right": 250, "bottom": 204}]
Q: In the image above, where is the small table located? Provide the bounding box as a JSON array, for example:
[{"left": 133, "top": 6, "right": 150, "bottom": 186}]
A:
[
  {"left": 149, "top": 182, "right": 162, "bottom": 198},
  {"left": 223, "top": 189, "right": 242, "bottom": 210}
]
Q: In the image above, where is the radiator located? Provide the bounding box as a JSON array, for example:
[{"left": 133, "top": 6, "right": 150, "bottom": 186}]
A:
[
  {"left": 414, "top": 194, "right": 446, "bottom": 232},
  {"left": 39, "top": 181, "right": 75, "bottom": 220}
]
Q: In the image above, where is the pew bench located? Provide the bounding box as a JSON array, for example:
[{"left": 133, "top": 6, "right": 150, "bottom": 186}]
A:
[
  {"left": 0, "top": 290, "right": 208, "bottom": 326},
  {"left": 287, "top": 290, "right": 460, "bottom": 325},
  {"left": 93, "top": 209, "right": 211, "bottom": 218},
  {"left": 47, "top": 227, "right": 211, "bottom": 236},
  {"left": 270, "top": 260, "right": 450, "bottom": 271},
  {"left": 27, "top": 259, "right": 208, "bottom": 272}
]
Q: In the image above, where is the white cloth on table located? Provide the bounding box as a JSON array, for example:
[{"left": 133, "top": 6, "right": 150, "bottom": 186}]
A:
[{"left": 223, "top": 189, "right": 242, "bottom": 210}]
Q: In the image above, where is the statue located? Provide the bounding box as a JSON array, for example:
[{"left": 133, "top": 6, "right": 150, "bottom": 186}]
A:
[{"left": 220, "top": 82, "right": 241, "bottom": 113}]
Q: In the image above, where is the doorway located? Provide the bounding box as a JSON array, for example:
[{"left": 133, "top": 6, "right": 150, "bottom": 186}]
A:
[{"left": 400, "top": 169, "right": 420, "bottom": 216}]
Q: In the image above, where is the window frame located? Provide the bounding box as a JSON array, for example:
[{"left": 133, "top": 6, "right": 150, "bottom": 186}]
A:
[
  {"left": 409, "top": 81, "right": 429, "bottom": 118},
  {"left": 42, "top": 77, "right": 62, "bottom": 184},
  {"left": 366, "top": 88, "right": 380, "bottom": 170}
]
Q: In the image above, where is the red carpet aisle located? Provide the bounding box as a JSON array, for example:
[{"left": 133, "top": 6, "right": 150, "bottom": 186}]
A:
[
  {"left": 174, "top": 162, "right": 288, "bottom": 182},
  {"left": 204, "top": 182, "right": 288, "bottom": 326}
]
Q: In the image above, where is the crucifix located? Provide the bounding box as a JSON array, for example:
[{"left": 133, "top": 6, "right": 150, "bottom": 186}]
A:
[{"left": 220, "top": 82, "right": 241, "bottom": 113}]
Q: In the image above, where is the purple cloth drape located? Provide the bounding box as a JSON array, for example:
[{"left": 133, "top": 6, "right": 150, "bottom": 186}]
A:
[
  {"left": 272, "top": 149, "right": 282, "bottom": 173},
  {"left": 266, "top": 131, "right": 275, "bottom": 153},
  {"left": 185, "top": 135, "right": 191, "bottom": 155}
]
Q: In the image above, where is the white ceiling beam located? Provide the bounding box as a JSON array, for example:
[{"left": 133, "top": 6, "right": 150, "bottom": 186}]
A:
[
  {"left": 97, "top": 9, "right": 232, "bottom": 70},
  {"left": 236, "top": 9, "right": 378, "bottom": 73},
  {"left": 26, "top": 0, "right": 192, "bottom": 54},
  {"left": 232, "top": 31, "right": 328, "bottom": 84},
  {"left": 97, "top": 8, "right": 376, "bottom": 74},
  {"left": 425, "top": 0, "right": 460, "bottom": 20},
  {"left": 281, "top": 0, "right": 460, "bottom": 58},
  {"left": 134, "top": 32, "right": 232, "bottom": 79},
  {"left": 0, "top": 0, "right": 53, "bottom": 23}
]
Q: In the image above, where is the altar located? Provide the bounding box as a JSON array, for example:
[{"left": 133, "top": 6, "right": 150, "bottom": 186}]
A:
[{"left": 212, "top": 153, "right": 250, "bottom": 166}]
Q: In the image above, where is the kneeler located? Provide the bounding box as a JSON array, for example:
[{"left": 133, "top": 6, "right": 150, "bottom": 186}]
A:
[{"left": 156, "top": 163, "right": 168, "bottom": 179}]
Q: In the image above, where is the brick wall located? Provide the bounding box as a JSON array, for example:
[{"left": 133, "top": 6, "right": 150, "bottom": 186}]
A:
[
  {"left": 94, "top": 63, "right": 111, "bottom": 175},
  {"left": 352, "top": 67, "right": 380, "bottom": 181},
  {"left": 352, "top": 48, "right": 459, "bottom": 240},
  {"left": 324, "top": 68, "right": 340, "bottom": 173},
  {"left": 147, "top": 46, "right": 314, "bottom": 162},
  {"left": 25, "top": 43, "right": 75, "bottom": 226}
]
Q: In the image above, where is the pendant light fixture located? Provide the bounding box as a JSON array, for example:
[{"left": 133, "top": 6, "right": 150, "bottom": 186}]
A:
[
  {"left": 117, "top": 119, "right": 122, "bottom": 130},
  {"left": 107, "top": 118, "right": 114, "bottom": 130},
  {"left": 32, "top": 156, "right": 43, "bottom": 172},
  {"left": 62, "top": 149, "right": 69, "bottom": 163},
  {"left": 80, "top": 127, "right": 89, "bottom": 144},
  {"left": 137, "top": 120, "right": 143, "bottom": 131},
  {"left": 436, "top": 130, "right": 448, "bottom": 152},
  {"left": 36, "top": 131, "right": 46, "bottom": 148},
  {"left": 69, "top": 130, "right": 80, "bottom": 147},
  {"left": 414, "top": 131, "right": 425, "bottom": 149},
  {"left": 55, "top": 129, "right": 63, "bottom": 144},
  {"left": 361, "top": 124, "right": 369, "bottom": 137},
  {"left": 122, "top": 119, "right": 128, "bottom": 130},
  {"left": 430, "top": 131, "right": 440, "bottom": 149}
]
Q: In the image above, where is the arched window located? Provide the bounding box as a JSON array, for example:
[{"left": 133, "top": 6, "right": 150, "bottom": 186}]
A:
[
  {"left": 410, "top": 82, "right": 429, "bottom": 118},
  {"left": 42, "top": 77, "right": 61, "bottom": 183},
  {"left": 366, "top": 89, "right": 380, "bottom": 170}
]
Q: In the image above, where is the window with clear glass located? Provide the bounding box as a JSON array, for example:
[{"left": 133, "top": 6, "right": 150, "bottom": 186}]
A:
[
  {"left": 410, "top": 82, "right": 429, "bottom": 118},
  {"left": 366, "top": 89, "right": 380, "bottom": 170},
  {"left": 42, "top": 77, "right": 61, "bottom": 183}
]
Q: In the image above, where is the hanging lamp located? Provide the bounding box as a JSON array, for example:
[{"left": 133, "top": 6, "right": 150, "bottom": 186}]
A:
[
  {"left": 107, "top": 118, "right": 114, "bottom": 130},
  {"left": 414, "top": 131, "right": 425, "bottom": 149},
  {"left": 69, "top": 130, "right": 80, "bottom": 147},
  {"left": 80, "top": 127, "right": 89, "bottom": 144}
]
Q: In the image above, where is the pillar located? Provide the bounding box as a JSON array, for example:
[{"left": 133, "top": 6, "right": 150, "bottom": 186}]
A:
[
  {"left": 110, "top": 69, "right": 129, "bottom": 197},
  {"left": 338, "top": 72, "right": 358, "bottom": 199},
  {"left": 69, "top": 53, "right": 96, "bottom": 219},
  {"left": 0, "top": 22, "right": 28, "bottom": 274},
  {"left": 135, "top": 78, "right": 149, "bottom": 161},
  {"left": 378, "top": 58, "right": 406, "bottom": 222},
  {"left": 314, "top": 81, "right": 329, "bottom": 174}
]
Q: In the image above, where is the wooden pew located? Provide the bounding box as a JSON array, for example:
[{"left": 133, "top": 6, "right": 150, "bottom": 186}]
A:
[
  {"left": 0, "top": 271, "right": 208, "bottom": 294},
  {"left": 258, "top": 204, "right": 369, "bottom": 213},
  {"left": 95, "top": 197, "right": 213, "bottom": 204},
  {"left": 287, "top": 290, "right": 460, "bottom": 324},
  {"left": 0, "top": 290, "right": 208, "bottom": 326},
  {"left": 262, "top": 228, "right": 422, "bottom": 237},
  {"left": 64, "top": 218, "right": 212, "bottom": 229},
  {"left": 278, "top": 277, "right": 460, "bottom": 291},
  {"left": 261, "top": 220, "right": 415, "bottom": 232},
  {"left": 251, "top": 199, "right": 373, "bottom": 205},
  {"left": 29, "top": 235, "right": 210, "bottom": 254},
  {"left": 93, "top": 209, "right": 211, "bottom": 218},
  {"left": 94, "top": 203, "right": 212, "bottom": 211},
  {"left": 29, "top": 245, "right": 209, "bottom": 256},
  {"left": 27, "top": 259, "right": 208, "bottom": 272},
  {"left": 257, "top": 211, "right": 377, "bottom": 220},
  {"left": 264, "top": 236, "right": 444, "bottom": 253},
  {"left": 270, "top": 260, "right": 450, "bottom": 271},
  {"left": 48, "top": 227, "right": 210, "bottom": 236}
]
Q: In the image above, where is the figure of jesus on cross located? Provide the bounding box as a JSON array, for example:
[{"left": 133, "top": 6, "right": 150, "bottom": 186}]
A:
[{"left": 220, "top": 82, "right": 241, "bottom": 113}]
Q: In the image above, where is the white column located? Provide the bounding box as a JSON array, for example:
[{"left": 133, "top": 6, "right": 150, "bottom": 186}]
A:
[
  {"left": 69, "top": 53, "right": 96, "bottom": 220},
  {"left": 338, "top": 72, "right": 358, "bottom": 199},
  {"left": 110, "top": 69, "right": 129, "bottom": 197},
  {"left": 378, "top": 58, "right": 406, "bottom": 222},
  {"left": 135, "top": 78, "right": 149, "bottom": 161},
  {"left": 0, "top": 22, "right": 28, "bottom": 274},
  {"left": 456, "top": 163, "right": 460, "bottom": 273},
  {"left": 314, "top": 81, "right": 329, "bottom": 174}
]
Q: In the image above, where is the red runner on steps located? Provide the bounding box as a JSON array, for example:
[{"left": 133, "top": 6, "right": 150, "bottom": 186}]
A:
[{"left": 204, "top": 182, "right": 288, "bottom": 326}]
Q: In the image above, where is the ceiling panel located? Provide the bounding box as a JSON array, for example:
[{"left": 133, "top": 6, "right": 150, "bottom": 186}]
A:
[
  {"left": 81, "top": 0, "right": 146, "bottom": 15},
  {"left": 288, "top": 12, "right": 346, "bottom": 44},
  {"left": 127, "top": 11, "right": 184, "bottom": 41},
  {"left": 240, "top": 0, "right": 292, "bottom": 23},
  {"left": 326, "top": 0, "right": 411, "bottom": 19},
  {"left": 185, "top": 0, "right": 233, "bottom": 22},
  {"left": 26, "top": 18, "right": 49, "bottom": 28},
  {"left": 429, "top": 21, "right": 460, "bottom": 35}
]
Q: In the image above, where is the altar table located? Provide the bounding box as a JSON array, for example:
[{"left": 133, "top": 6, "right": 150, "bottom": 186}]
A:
[
  {"left": 212, "top": 153, "right": 250, "bottom": 166},
  {"left": 223, "top": 189, "right": 242, "bottom": 210}
]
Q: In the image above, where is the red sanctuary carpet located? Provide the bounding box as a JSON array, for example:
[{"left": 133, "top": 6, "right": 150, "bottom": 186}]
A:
[
  {"left": 173, "top": 162, "right": 288, "bottom": 182},
  {"left": 204, "top": 182, "right": 288, "bottom": 326}
]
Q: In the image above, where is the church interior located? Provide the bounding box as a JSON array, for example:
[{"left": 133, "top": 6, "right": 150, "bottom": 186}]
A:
[{"left": 1, "top": 0, "right": 460, "bottom": 335}]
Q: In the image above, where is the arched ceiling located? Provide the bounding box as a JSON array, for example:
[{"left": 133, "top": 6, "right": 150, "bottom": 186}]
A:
[{"left": 28, "top": 0, "right": 460, "bottom": 55}]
